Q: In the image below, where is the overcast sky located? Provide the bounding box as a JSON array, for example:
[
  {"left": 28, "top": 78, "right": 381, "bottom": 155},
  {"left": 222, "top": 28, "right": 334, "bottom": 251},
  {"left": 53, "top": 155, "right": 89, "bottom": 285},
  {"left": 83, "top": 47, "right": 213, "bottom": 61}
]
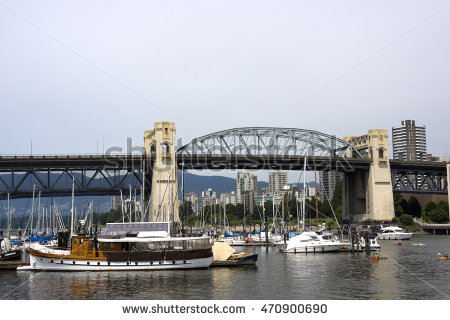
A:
[{"left": 1, "top": 1, "right": 449, "bottom": 182}]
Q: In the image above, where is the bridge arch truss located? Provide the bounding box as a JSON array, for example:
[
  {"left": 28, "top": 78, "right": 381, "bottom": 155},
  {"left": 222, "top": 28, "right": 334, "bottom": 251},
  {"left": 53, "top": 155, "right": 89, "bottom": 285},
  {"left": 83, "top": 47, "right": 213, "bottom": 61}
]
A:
[{"left": 177, "top": 127, "right": 363, "bottom": 158}]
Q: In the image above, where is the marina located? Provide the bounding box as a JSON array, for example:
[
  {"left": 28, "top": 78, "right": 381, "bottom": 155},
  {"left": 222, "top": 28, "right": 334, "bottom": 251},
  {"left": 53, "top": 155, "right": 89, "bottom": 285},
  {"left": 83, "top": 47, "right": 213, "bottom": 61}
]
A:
[{"left": 0, "top": 234, "right": 449, "bottom": 300}]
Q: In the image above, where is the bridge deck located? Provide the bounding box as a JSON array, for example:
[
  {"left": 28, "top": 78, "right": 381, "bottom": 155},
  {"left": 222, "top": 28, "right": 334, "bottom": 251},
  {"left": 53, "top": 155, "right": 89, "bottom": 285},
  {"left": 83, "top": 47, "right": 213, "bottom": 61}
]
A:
[{"left": 0, "top": 155, "right": 447, "bottom": 198}]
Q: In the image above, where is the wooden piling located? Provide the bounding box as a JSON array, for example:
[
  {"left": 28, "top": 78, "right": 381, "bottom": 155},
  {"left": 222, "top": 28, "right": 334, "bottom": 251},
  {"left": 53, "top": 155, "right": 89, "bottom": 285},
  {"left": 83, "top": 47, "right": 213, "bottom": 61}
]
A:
[
  {"left": 364, "top": 231, "right": 371, "bottom": 254},
  {"left": 265, "top": 222, "right": 269, "bottom": 252}
]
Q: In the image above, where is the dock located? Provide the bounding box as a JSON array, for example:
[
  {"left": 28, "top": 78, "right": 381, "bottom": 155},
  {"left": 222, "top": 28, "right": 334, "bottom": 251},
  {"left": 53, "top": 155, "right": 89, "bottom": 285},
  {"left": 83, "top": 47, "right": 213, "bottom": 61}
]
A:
[
  {"left": 0, "top": 260, "right": 30, "bottom": 270},
  {"left": 230, "top": 242, "right": 274, "bottom": 247}
]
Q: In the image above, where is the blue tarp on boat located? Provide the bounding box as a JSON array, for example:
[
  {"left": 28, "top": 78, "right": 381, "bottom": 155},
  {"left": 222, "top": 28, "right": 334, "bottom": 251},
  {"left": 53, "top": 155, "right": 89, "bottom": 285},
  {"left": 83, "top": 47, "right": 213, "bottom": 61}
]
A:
[{"left": 224, "top": 232, "right": 240, "bottom": 237}]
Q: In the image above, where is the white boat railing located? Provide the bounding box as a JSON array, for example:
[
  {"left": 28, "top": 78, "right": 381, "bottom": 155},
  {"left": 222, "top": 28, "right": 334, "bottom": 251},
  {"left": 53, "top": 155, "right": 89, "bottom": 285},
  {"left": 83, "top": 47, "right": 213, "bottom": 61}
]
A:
[{"left": 31, "top": 244, "right": 71, "bottom": 256}]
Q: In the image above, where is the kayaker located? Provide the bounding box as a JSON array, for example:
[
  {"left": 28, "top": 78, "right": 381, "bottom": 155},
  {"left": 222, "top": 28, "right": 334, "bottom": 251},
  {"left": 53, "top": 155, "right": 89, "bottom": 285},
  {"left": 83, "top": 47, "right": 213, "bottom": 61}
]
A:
[{"left": 374, "top": 253, "right": 379, "bottom": 259}]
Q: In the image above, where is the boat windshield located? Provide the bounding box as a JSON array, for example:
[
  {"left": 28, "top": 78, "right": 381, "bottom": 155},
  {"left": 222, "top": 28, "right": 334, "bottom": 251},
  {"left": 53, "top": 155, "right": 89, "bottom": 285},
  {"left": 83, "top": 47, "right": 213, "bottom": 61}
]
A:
[{"left": 131, "top": 238, "right": 210, "bottom": 251}]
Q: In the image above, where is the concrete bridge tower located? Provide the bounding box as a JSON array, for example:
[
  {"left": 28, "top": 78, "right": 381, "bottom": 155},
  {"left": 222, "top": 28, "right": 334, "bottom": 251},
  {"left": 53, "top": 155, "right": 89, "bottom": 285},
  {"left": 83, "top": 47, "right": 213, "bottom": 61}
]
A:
[
  {"left": 144, "top": 122, "right": 179, "bottom": 224},
  {"left": 343, "top": 129, "right": 395, "bottom": 222}
]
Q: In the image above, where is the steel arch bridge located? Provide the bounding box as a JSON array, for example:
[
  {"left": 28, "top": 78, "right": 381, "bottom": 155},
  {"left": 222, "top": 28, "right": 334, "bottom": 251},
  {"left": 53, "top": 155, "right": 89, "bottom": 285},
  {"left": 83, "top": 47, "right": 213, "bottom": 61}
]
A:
[{"left": 176, "top": 127, "right": 363, "bottom": 158}]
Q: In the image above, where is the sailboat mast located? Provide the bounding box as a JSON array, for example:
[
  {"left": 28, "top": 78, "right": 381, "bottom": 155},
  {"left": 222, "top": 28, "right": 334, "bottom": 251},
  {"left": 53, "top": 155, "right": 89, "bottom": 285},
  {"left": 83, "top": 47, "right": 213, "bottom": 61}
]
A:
[
  {"left": 302, "top": 157, "right": 306, "bottom": 232},
  {"left": 142, "top": 158, "right": 145, "bottom": 220},
  {"left": 281, "top": 193, "right": 284, "bottom": 231},
  {"left": 272, "top": 195, "right": 275, "bottom": 231},
  {"left": 37, "top": 191, "right": 41, "bottom": 233},
  {"left": 314, "top": 166, "right": 319, "bottom": 232},
  {"left": 262, "top": 193, "right": 265, "bottom": 240},
  {"left": 120, "top": 190, "right": 124, "bottom": 223},
  {"left": 31, "top": 185, "right": 35, "bottom": 236},
  {"left": 223, "top": 199, "right": 226, "bottom": 232},
  {"left": 70, "top": 175, "right": 75, "bottom": 239},
  {"left": 171, "top": 169, "right": 174, "bottom": 234},
  {"left": 296, "top": 192, "right": 299, "bottom": 232},
  {"left": 129, "top": 185, "right": 132, "bottom": 222},
  {"left": 243, "top": 195, "right": 246, "bottom": 232},
  {"left": 262, "top": 193, "right": 265, "bottom": 224},
  {"left": 7, "top": 193, "right": 10, "bottom": 237},
  {"left": 167, "top": 171, "right": 171, "bottom": 235},
  {"left": 158, "top": 170, "right": 161, "bottom": 219}
]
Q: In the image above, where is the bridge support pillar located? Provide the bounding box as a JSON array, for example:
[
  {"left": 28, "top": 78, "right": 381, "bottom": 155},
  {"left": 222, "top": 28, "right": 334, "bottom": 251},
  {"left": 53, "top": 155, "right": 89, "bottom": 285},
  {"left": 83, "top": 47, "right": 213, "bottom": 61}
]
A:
[
  {"left": 144, "top": 122, "right": 179, "bottom": 224},
  {"left": 343, "top": 129, "right": 394, "bottom": 223}
]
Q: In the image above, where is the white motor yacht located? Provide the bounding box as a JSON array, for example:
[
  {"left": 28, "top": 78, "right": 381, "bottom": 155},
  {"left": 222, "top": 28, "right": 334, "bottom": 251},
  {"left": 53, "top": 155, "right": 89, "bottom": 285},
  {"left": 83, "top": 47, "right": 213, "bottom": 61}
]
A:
[
  {"left": 282, "top": 232, "right": 344, "bottom": 253},
  {"left": 360, "top": 235, "right": 381, "bottom": 251},
  {"left": 377, "top": 226, "right": 412, "bottom": 240}
]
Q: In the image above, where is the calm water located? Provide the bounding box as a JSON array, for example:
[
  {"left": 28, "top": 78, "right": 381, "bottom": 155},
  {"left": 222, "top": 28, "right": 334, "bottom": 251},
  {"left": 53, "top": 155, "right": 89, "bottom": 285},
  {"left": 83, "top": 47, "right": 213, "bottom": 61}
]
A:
[{"left": 1, "top": 234, "right": 449, "bottom": 300}]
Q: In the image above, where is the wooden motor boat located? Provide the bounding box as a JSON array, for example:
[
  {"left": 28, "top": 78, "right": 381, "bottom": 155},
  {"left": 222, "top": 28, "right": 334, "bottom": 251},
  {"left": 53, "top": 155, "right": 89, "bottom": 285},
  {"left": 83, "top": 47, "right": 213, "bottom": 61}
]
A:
[{"left": 0, "top": 249, "right": 22, "bottom": 261}]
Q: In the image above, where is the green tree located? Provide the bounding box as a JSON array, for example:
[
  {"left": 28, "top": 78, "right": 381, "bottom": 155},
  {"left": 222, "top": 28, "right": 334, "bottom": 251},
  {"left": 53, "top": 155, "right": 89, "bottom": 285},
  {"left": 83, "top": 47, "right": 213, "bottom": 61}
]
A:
[
  {"left": 437, "top": 200, "right": 449, "bottom": 213},
  {"left": 235, "top": 203, "right": 244, "bottom": 219},
  {"left": 179, "top": 201, "right": 193, "bottom": 221},
  {"left": 399, "top": 214, "right": 414, "bottom": 226},
  {"left": 424, "top": 201, "right": 437, "bottom": 214},
  {"left": 331, "top": 179, "right": 343, "bottom": 210},
  {"left": 319, "top": 201, "right": 332, "bottom": 217},
  {"left": 407, "top": 196, "right": 421, "bottom": 218},
  {"left": 305, "top": 197, "right": 318, "bottom": 218},
  {"left": 425, "top": 209, "right": 449, "bottom": 223},
  {"left": 393, "top": 193, "right": 405, "bottom": 217},
  {"left": 184, "top": 214, "right": 198, "bottom": 227},
  {"left": 335, "top": 205, "right": 343, "bottom": 223},
  {"left": 399, "top": 199, "right": 409, "bottom": 215}
]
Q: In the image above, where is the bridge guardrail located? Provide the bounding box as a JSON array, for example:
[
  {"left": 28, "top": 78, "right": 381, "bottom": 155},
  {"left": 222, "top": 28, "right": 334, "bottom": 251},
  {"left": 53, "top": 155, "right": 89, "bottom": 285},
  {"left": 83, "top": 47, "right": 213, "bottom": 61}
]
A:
[{"left": 0, "top": 154, "right": 146, "bottom": 159}]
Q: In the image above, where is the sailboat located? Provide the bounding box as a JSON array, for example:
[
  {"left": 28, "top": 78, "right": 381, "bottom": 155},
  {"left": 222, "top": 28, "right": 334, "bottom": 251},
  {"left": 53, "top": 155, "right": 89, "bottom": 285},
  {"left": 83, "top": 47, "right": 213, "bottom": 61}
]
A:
[
  {"left": 1, "top": 194, "right": 23, "bottom": 261},
  {"left": 282, "top": 157, "right": 344, "bottom": 253}
]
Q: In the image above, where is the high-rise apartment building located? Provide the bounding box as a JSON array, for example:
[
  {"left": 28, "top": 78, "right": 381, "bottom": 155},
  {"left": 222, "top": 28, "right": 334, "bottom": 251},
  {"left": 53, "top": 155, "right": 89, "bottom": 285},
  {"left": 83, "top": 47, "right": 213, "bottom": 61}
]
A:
[
  {"left": 392, "top": 120, "right": 427, "bottom": 161},
  {"left": 199, "top": 188, "right": 217, "bottom": 209},
  {"left": 268, "top": 171, "right": 288, "bottom": 194},
  {"left": 236, "top": 171, "right": 257, "bottom": 203},
  {"left": 184, "top": 192, "right": 200, "bottom": 214},
  {"left": 319, "top": 171, "right": 342, "bottom": 201},
  {"left": 220, "top": 192, "right": 237, "bottom": 205}
]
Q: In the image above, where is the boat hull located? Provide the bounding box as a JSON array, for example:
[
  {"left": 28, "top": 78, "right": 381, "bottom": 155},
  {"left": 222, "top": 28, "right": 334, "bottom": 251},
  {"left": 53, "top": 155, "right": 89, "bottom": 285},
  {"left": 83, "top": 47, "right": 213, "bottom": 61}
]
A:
[
  {"left": 283, "top": 244, "right": 343, "bottom": 253},
  {"left": 230, "top": 253, "right": 258, "bottom": 265},
  {"left": 0, "top": 250, "right": 22, "bottom": 261},
  {"left": 377, "top": 233, "right": 412, "bottom": 240},
  {"left": 29, "top": 254, "right": 212, "bottom": 271}
]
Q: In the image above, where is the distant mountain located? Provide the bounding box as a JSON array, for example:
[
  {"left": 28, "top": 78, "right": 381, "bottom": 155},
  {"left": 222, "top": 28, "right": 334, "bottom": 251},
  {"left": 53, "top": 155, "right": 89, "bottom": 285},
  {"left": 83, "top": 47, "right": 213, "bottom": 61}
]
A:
[
  {"left": 177, "top": 171, "right": 318, "bottom": 195},
  {"left": 179, "top": 171, "right": 268, "bottom": 195}
]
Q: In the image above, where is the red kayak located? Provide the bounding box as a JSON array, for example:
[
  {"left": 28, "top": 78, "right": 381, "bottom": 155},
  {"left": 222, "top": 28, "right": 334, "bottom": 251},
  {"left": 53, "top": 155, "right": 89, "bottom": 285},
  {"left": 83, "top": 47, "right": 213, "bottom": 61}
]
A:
[
  {"left": 392, "top": 243, "right": 407, "bottom": 246},
  {"left": 366, "top": 257, "right": 387, "bottom": 260}
]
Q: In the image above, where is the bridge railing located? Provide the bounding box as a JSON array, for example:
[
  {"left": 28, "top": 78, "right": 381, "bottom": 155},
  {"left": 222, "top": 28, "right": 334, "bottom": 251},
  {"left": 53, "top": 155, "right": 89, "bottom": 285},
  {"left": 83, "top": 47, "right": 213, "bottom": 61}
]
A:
[{"left": 0, "top": 154, "right": 145, "bottom": 158}]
